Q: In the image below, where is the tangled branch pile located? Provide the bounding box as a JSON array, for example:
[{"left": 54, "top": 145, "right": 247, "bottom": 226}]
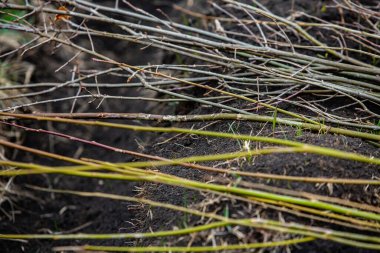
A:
[{"left": 0, "top": 0, "right": 380, "bottom": 252}]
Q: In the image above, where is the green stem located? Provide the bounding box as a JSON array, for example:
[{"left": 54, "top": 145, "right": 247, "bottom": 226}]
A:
[
  {"left": 1, "top": 113, "right": 379, "bottom": 165},
  {"left": 70, "top": 237, "right": 314, "bottom": 252},
  {"left": 0, "top": 221, "right": 229, "bottom": 240},
  {"left": 23, "top": 113, "right": 380, "bottom": 141}
]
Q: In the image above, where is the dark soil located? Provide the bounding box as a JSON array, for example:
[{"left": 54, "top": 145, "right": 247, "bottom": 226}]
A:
[{"left": 1, "top": 1, "right": 379, "bottom": 253}]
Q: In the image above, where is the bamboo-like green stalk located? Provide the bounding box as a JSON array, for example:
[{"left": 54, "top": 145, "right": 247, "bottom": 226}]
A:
[
  {"left": 123, "top": 147, "right": 302, "bottom": 167},
  {"left": 1, "top": 123, "right": 379, "bottom": 222},
  {"left": 53, "top": 237, "right": 314, "bottom": 252},
  {"left": 20, "top": 112, "right": 380, "bottom": 141},
  {"left": 3, "top": 159, "right": 380, "bottom": 223},
  {"left": 0, "top": 139, "right": 94, "bottom": 166},
  {"left": 2, "top": 145, "right": 380, "bottom": 183},
  {"left": 249, "top": 196, "right": 380, "bottom": 230},
  {"left": 20, "top": 188, "right": 380, "bottom": 249},
  {"left": 2, "top": 136, "right": 380, "bottom": 186},
  {"left": 3, "top": 153, "right": 380, "bottom": 227},
  {"left": 1, "top": 113, "right": 379, "bottom": 165},
  {"left": 146, "top": 173, "right": 380, "bottom": 223},
  {"left": 0, "top": 221, "right": 230, "bottom": 240}
]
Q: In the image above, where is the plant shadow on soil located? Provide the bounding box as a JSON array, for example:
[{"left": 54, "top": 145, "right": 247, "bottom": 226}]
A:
[{"left": 1, "top": 0, "right": 380, "bottom": 253}]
